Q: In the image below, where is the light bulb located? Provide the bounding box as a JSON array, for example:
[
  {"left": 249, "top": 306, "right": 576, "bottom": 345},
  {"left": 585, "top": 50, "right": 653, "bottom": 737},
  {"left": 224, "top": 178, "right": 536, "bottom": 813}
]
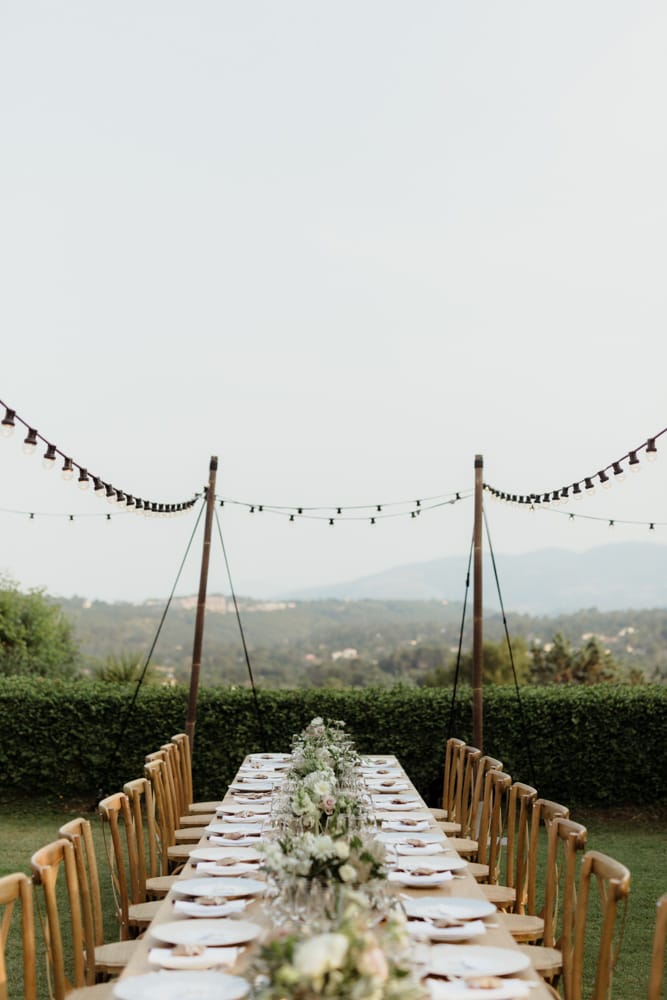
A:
[
  {"left": 22, "top": 428, "right": 38, "bottom": 455},
  {"left": 646, "top": 438, "right": 658, "bottom": 461},
  {"left": 628, "top": 450, "right": 640, "bottom": 472},
  {"left": 1, "top": 408, "right": 16, "bottom": 437},
  {"left": 42, "top": 444, "right": 57, "bottom": 469},
  {"left": 613, "top": 462, "right": 625, "bottom": 482},
  {"left": 61, "top": 458, "right": 74, "bottom": 481}
]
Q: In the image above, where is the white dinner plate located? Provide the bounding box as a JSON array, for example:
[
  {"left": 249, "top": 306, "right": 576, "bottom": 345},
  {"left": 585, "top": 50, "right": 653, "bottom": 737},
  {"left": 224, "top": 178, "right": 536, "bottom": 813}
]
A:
[
  {"left": 171, "top": 876, "right": 265, "bottom": 899},
  {"left": 381, "top": 819, "right": 431, "bottom": 832},
  {"left": 248, "top": 752, "right": 291, "bottom": 762},
  {"left": 377, "top": 830, "right": 444, "bottom": 844},
  {"left": 428, "top": 945, "right": 531, "bottom": 979},
  {"left": 151, "top": 918, "right": 261, "bottom": 948},
  {"left": 360, "top": 767, "right": 402, "bottom": 777},
  {"left": 173, "top": 899, "right": 248, "bottom": 918},
  {"left": 426, "top": 978, "right": 531, "bottom": 999},
  {"left": 407, "top": 917, "right": 486, "bottom": 942},
  {"left": 388, "top": 870, "right": 454, "bottom": 887},
  {"left": 148, "top": 946, "right": 239, "bottom": 970},
  {"left": 402, "top": 897, "right": 496, "bottom": 921},
  {"left": 394, "top": 842, "right": 446, "bottom": 856},
  {"left": 113, "top": 970, "right": 249, "bottom": 1000},
  {"left": 390, "top": 855, "right": 468, "bottom": 873},
  {"left": 207, "top": 823, "right": 264, "bottom": 835},
  {"left": 217, "top": 803, "right": 271, "bottom": 816},
  {"left": 229, "top": 783, "right": 274, "bottom": 794},
  {"left": 209, "top": 834, "right": 264, "bottom": 847},
  {"left": 367, "top": 780, "right": 410, "bottom": 792},
  {"left": 375, "top": 799, "right": 422, "bottom": 811},
  {"left": 189, "top": 846, "right": 261, "bottom": 863},
  {"left": 196, "top": 862, "right": 259, "bottom": 877}
]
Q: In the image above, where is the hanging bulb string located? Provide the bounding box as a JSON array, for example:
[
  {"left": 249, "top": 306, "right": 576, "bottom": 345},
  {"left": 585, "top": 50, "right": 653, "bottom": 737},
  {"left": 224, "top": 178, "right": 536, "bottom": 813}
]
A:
[
  {"left": 529, "top": 504, "right": 667, "bottom": 530},
  {"left": 0, "top": 397, "right": 200, "bottom": 516},
  {"left": 0, "top": 505, "right": 134, "bottom": 520},
  {"left": 216, "top": 492, "right": 472, "bottom": 523},
  {"left": 483, "top": 426, "right": 666, "bottom": 507}
]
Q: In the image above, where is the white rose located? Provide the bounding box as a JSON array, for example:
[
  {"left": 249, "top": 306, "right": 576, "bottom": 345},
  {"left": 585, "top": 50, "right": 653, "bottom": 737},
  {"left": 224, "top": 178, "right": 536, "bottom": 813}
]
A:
[
  {"left": 311, "top": 717, "right": 324, "bottom": 727},
  {"left": 335, "top": 841, "right": 350, "bottom": 860},
  {"left": 293, "top": 933, "right": 348, "bottom": 980},
  {"left": 357, "top": 944, "right": 389, "bottom": 982},
  {"left": 338, "top": 863, "right": 357, "bottom": 883}
]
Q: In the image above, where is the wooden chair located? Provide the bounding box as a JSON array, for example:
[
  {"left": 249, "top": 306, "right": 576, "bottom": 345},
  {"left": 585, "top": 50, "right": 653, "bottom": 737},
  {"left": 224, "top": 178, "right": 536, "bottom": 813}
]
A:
[
  {"left": 517, "top": 817, "right": 587, "bottom": 988},
  {"left": 499, "top": 798, "right": 570, "bottom": 943},
  {"left": 648, "top": 892, "right": 667, "bottom": 1000},
  {"left": 30, "top": 839, "right": 114, "bottom": 999},
  {"left": 171, "top": 732, "right": 220, "bottom": 815},
  {"left": 564, "top": 850, "right": 631, "bottom": 1000},
  {"left": 143, "top": 759, "right": 194, "bottom": 870},
  {"left": 122, "top": 777, "right": 177, "bottom": 897},
  {"left": 145, "top": 747, "right": 208, "bottom": 840},
  {"left": 58, "top": 818, "right": 137, "bottom": 980},
  {"left": 429, "top": 737, "right": 466, "bottom": 830},
  {"left": 448, "top": 752, "right": 504, "bottom": 858},
  {"left": 97, "top": 793, "right": 161, "bottom": 940},
  {"left": 477, "top": 780, "right": 537, "bottom": 911},
  {"left": 470, "top": 769, "right": 516, "bottom": 910},
  {"left": 0, "top": 872, "right": 36, "bottom": 1000}
]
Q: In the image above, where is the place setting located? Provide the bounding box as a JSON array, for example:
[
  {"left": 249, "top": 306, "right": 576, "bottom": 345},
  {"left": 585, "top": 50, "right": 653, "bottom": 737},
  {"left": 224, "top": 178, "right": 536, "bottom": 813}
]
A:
[
  {"left": 423, "top": 944, "right": 533, "bottom": 999},
  {"left": 113, "top": 970, "right": 251, "bottom": 1000}
]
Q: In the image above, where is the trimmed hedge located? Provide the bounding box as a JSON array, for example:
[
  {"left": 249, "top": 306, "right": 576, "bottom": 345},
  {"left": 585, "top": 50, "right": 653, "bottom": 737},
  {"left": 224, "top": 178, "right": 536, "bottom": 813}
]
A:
[{"left": 1, "top": 678, "right": 666, "bottom": 807}]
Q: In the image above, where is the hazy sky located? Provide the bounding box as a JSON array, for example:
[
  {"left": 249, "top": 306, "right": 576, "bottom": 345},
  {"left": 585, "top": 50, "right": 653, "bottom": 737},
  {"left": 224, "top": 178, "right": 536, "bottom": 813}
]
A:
[{"left": 1, "top": 2, "right": 666, "bottom": 603}]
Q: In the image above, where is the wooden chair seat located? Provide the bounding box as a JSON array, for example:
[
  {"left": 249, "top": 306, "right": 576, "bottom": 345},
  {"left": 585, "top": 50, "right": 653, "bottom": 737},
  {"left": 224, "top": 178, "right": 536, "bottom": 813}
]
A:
[
  {"left": 68, "top": 985, "right": 116, "bottom": 999},
  {"left": 480, "top": 883, "right": 516, "bottom": 910},
  {"left": 188, "top": 800, "right": 222, "bottom": 814},
  {"left": 498, "top": 911, "right": 545, "bottom": 943},
  {"left": 146, "top": 874, "right": 179, "bottom": 897},
  {"left": 434, "top": 819, "right": 463, "bottom": 835},
  {"left": 179, "top": 812, "right": 216, "bottom": 826},
  {"left": 447, "top": 836, "right": 477, "bottom": 855},
  {"left": 174, "top": 825, "right": 209, "bottom": 842},
  {"left": 468, "top": 861, "right": 489, "bottom": 880},
  {"left": 128, "top": 899, "right": 162, "bottom": 927},
  {"left": 519, "top": 943, "right": 562, "bottom": 978},
  {"left": 91, "top": 939, "right": 139, "bottom": 977}
]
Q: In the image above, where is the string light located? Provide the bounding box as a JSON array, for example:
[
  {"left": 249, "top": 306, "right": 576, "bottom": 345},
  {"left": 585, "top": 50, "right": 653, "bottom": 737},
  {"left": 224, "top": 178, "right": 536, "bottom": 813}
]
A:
[
  {"left": 628, "top": 450, "right": 640, "bottom": 472},
  {"left": 22, "top": 428, "right": 38, "bottom": 454},
  {"left": 0, "top": 397, "right": 200, "bottom": 517},
  {"left": 1, "top": 408, "right": 16, "bottom": 436},
  {"left": 646, "top": 438, "right": 658, "bottom": 460}
]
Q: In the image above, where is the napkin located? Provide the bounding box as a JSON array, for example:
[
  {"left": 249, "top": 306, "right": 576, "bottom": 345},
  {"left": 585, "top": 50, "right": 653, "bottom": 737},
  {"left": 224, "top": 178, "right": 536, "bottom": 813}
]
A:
[
  {"left": 209, "top": 834, "right": 262, "bottom": 847},
  {"left": 407, "top": 918, "right": 486, "bottom": 941},
  {"left": 173, "top": 898, "right": 247, "bottom": 918},
  {"left": 426, "top": 978, "right": 531, "bottom": 999},
  {"left": 195, "top": 861, "right": 259, "bottom": 876},
  {"left": 388, "top": 869, "right": 454, "bottom": 886},
  {"left": 381, "top": 819, "right": 431, "bottom": 832},
  {"left": 148, "top": 946, "right": 239, "bottom": 970}
]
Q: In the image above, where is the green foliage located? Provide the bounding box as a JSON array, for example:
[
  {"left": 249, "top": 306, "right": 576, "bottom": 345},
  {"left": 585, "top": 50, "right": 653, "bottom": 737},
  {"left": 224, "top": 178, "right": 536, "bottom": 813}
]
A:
[
  {"left": 1, "top": 678, "right": 666, "bottom": 808},
  {"left": 530, "top": 632, "right": 625, "bottom": 683},
  {"left": 92, "top": 651, "right": 157, "bottom": 684},
  {"left": 0, "top": 579, "right": 80, "bottom": 678}
]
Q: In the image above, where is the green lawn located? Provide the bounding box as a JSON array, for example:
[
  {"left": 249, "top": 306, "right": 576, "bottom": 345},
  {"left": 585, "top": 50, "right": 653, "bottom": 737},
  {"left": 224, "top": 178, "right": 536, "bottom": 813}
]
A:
[{"left": 1, "top": 796, "right": 665, "bottom": 998}]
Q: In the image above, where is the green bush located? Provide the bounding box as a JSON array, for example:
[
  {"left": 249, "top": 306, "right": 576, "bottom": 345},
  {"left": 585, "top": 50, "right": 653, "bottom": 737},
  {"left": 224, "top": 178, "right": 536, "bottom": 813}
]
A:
[{"left": 1, "top": 678, "right": 666, "bottom": 806}]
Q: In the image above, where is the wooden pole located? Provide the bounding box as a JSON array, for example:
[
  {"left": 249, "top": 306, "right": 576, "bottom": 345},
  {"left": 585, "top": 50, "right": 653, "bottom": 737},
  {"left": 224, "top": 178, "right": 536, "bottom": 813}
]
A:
[
  {"left": 472, "top": 454, "right": 484, "bottom": 751},
  {"left": 185, "top": 456, "right": 218, "bottom": 751}
]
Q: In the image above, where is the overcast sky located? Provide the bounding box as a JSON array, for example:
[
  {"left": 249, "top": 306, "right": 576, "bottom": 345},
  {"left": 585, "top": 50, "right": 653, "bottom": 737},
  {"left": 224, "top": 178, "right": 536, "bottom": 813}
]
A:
[{"left": 1, "top": 1, "right": 666, "bottom": 603}]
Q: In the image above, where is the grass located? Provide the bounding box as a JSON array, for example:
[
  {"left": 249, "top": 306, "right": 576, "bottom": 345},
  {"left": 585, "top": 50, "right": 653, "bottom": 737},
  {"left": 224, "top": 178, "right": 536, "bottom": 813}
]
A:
[{"left": 1, "top": 795, "right": 666, "bottom": 998}]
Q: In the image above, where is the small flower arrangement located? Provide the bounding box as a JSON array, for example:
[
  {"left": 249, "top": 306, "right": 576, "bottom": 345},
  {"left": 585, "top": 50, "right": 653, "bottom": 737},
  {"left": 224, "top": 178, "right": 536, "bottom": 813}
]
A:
[
  {"left": 290, "top": 717, "right": 361, "bottom": 785},
  {"left": 260, "top": 831, "right": 387, "bottom": 887},
  {"left": 251, "top": 910, "right": 428, "bottom": 1000}
]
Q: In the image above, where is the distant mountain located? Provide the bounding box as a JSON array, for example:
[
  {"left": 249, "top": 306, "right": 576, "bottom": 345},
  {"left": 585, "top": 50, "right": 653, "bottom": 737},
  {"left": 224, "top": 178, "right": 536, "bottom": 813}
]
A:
[{"left": 281, "top": 542, "right": 667, "bottom": 614}]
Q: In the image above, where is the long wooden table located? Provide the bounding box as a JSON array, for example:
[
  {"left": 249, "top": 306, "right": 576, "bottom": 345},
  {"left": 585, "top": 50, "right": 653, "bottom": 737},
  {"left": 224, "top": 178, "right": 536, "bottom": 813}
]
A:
[{"left": 117, "top": 754, "right": 552, "bottom": 998}]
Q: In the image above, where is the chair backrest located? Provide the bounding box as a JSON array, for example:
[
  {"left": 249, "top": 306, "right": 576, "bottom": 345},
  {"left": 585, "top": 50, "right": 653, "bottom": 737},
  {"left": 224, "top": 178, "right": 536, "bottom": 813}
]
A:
[
  {"left": 123, "top": 776, "right": 162, "bottom": 880},
  {"left": 467, "top": 754, "right": 504, "bottom": 840},
  {"left": 58, "top": 817, "right": 105, "bottom": 982},
  {"left": 144, "top": 758, "right": 178, "bottom": 859},
  {"left": 0, "top": 872, "right": 36, "bottom": 1000},
  {"left": 146, "top": 745, "right": 184, "bottom": 826},
  {"left": 441, "top": 737, "right": 466, "bottom": 817},
  {"left": 97, "top": 791, "right": 142, "bottom": 940},
  {"left": 503, "top": 781, "right": 538, "bottom": 905},
  {"left": 525, "top": 798, "right": 570, "bottom": 917},
  {"left": 171, "top": 733, "right": 194, "bottom": 807},
  {"left": 567, "top": 849, "right": 631, "bottom": 1000},
  {"left": 476, "top": 768, "right": 512, "bottom": 879},
  {"left": 30, "top": 838, "right": 88, "bottom": 999},
  {"left": 648, "top": 892, "right": 667, "bottom": 1000},
  {"left": 542, "top": 817, "right": 587, "bottom": 957}
]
